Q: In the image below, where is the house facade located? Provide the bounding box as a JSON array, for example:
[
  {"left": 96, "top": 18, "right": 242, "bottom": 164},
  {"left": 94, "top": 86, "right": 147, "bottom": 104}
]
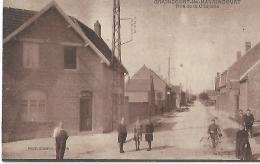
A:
[
  {"left": 215, "top": 42, "right": 260, "bottom": 120},
  {"left": 2, "top": 2, "right": 127, "bottom": 142},
  {"left": 239, "top": 58, "right": 260, "bottom": 121}
]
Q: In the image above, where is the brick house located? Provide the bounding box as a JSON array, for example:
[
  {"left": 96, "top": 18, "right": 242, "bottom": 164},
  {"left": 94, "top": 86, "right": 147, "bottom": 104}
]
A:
[
  {"left": 239, "top": 49, "right": 260, "bottom": 121},
  {"left": 2, "top": 1, "right": 127, "bottom": 142},
  {"left": 215, "top": 42, "right": 260, "bottom": 120},
  {"left": 125, "top": 65, "right": 175, "bottom": 123}
]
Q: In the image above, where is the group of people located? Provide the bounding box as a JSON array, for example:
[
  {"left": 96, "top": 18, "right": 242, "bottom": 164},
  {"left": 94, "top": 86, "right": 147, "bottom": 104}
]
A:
[
  {"left": 117, "top": 118, "right": 154, "bottom": 153},
  {"left": 236, "top": 109, "right": 255, "bottom": 160},
  {"left": 52, "top": 118, "right": 154, "bottom": 160},
  {"left": 51, "top": 109, "right": 255, "bottom": 160},
  {"left": 207, "top": 109, "right": 255, "bottom": 160}
]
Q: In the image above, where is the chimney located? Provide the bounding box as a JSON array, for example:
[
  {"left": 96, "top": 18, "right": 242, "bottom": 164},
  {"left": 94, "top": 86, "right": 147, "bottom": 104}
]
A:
[
  {"left": 237, "top": 51, "right": 242, "bottom": 61},
  {"left": 245, "top": 42, "right": 251, "bottom": 52},
  {"left": 94, "top": 20, "right": 101, "bottom": 37}
]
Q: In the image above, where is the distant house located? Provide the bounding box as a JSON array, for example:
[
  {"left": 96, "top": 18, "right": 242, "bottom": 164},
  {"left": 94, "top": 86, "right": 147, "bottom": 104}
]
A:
[
  {"left": 2, "top": 1, "right": 127, "bottom": 142},
  {"left": 125, "top": 65, "right": 174, "bottom": 123},
  {"left": 215, "top": 42, "right": 260, "bottom": 120}
]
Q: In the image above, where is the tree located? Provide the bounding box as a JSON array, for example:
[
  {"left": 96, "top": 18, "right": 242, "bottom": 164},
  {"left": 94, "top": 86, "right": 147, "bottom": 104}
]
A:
[{"left": 199, "top": 92, "right": 209, "bottom": 101}]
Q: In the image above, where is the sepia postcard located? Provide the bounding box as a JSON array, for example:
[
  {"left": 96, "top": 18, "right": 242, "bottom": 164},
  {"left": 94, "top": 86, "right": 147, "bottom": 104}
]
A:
[{"left": 1, "top": 0, "right": 260, "bottom": 161}]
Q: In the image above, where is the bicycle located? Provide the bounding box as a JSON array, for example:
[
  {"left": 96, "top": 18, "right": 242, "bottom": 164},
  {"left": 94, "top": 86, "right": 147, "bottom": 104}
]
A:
[{"left": 200, "top": 133, "right": 222, "bottom": 150}]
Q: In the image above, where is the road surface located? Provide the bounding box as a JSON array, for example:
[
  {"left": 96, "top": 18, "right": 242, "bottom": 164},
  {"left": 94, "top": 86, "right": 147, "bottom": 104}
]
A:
[{"left": 3, "top": 101, "right": 260, "bottom": 160}]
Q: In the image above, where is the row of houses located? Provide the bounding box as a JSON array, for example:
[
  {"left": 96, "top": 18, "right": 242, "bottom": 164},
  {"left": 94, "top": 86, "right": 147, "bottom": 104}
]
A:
[
  {"left": 2, "top": 2, "right": 184, "bottom": 142},
  {"left": 215, "top": 42, "right": 260, "bottom": 121}
]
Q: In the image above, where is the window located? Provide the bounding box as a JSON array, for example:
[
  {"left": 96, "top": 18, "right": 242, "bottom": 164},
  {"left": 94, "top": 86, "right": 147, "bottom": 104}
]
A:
[
  {"left": 21, "top": 91, "right": 47, "bottom": 122},
  {"left": 64, "top": 46, "right": 77, "bottom": 69},
  {"left": 23, "top": 42, "right": 40, "bottom": 68}
]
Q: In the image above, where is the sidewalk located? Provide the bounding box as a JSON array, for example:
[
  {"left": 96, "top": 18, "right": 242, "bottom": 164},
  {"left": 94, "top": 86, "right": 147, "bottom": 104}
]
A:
[{"left": 2, "top": 113, "right": 165, "bottom": 160}]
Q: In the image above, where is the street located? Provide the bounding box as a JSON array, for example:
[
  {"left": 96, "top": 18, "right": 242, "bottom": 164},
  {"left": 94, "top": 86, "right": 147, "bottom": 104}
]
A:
[{"left": 3, "top": 101, "right": 260, "bottom": 160}]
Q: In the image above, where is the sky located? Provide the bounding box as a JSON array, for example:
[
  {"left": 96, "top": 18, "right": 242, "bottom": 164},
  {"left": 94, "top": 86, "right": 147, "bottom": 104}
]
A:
[{"left": 3, "top": 0, "right": 260, "bottom": 93}]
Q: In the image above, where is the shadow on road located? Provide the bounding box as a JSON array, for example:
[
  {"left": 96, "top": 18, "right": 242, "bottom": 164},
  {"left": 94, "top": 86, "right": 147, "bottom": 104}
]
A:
[
  {"left": 252, "top": 153, "right": 260, "bottom": 160},
  {"left": 68, "top": 150, "right": 96, "bottom": 158},
  {"left": 126, "top": 145, "right": 175, "bottom": 153},
  {"left": 155, "top": 122, "right": 177, "bottom": 132},
  {"left": 228, "top": 116, "right": 238, "bottom": 123},
  {"left": 223, "top": 128, "right": 237, "bottom": 141},
  {"left": 216, "top": 150, "right": 235, "bottom": 156},
  {"left": 152, "top": 145, "right": 175, "bottom": 151}
]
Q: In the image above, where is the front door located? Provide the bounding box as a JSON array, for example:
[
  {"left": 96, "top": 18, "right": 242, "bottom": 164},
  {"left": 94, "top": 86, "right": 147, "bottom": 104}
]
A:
[{"left": 80, "top": 91, "right": 92, "bottom": 131}]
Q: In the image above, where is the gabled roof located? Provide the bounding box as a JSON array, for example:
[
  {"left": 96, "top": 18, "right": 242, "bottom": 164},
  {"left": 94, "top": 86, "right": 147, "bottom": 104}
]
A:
[
  {"left": 132, "top": 65, "right": 167, "bottom": 84},
  {"left": 126, "top": 79, "right": 150, "bottom": 92},
  {"left": 3, "top": 1, "right": 127, "bottom": 73},
  {"left": 3, "top": 7, "right": 36, "bottom": 38},
  {"left": 228, "top": 42, "right": 260, "bottom": 80},
  {"left": 240, "top": 59, "right": 260, "bottom": 81}
]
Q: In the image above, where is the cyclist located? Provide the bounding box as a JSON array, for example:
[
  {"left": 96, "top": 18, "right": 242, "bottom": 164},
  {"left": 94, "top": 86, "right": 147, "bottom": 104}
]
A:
[{"left": 208, "top": 119, "right": 222, "bottom": 149}]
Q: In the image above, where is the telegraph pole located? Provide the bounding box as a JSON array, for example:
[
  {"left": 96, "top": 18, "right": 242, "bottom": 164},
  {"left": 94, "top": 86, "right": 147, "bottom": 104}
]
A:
[
  {"left": 168, "top": 56, "right": 171, "bottom": 83},
  {"left": 111, "top": 0, "right": 136, "bottom": 130},
  {"left": 111, "top": 0, "right": 122, "bottom": 130},
  {"left": 112, "top": 0, "right": 121, "bottom": 63}
]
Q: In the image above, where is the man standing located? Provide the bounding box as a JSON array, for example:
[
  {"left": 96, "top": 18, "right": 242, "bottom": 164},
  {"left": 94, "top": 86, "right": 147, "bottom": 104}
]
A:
[
  {"left": 236, "top": 124, "right": 253, "bottom": 160},
  {"left": 208, "top": 119, "right": 222, "bottom": 149},
  {"left": 118, "top": 118, "right": 127, "bottom": 153},
  {"left": 243, "top": 109, "right": 255, "bottom": 138},
  {"left": 133, "top": 119, "right": 142, "bottom": 151},
  {"left": 53, "top": 122, "right": 69, "bottom": 160},
  {"left": 145, "top": 119, "right": 154, "bottom": 151}
]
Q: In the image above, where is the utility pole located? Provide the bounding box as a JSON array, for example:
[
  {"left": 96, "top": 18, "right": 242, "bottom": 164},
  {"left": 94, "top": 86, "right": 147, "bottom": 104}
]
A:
[
  {"left": 111, "top": 0, "right": 136, "bottom": 130},
  {"left": 112, "top": 0, "right": 121, "bottom": 63},
  {"left": 111, "top": 0, "right": 122, "bottom": 130},
  {"left": 168, "top": 56, "right": 171, "bottom": 83}
]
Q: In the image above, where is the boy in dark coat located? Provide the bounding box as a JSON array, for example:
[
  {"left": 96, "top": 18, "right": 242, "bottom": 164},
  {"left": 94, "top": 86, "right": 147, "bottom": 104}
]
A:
[
  {"left": 236, "top": 125, "right": 253, "bottom": 160},
  {"left": 118, "top": 118, "right": 127, "bottom": 153},
  {"left": 53, "top": 122, "right": 69, "bottom": 160},
  {"left": 145, "top": 119, "right": 154, "bottom": 151},
  {"left": 243, "top": 109, "right": 255, "bottom": 138}
]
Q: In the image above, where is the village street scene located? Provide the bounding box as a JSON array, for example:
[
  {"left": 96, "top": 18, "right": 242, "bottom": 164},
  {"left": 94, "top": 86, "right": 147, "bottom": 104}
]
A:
[{"left": 2, "top": 0, "right": 260, "bottom": 161}]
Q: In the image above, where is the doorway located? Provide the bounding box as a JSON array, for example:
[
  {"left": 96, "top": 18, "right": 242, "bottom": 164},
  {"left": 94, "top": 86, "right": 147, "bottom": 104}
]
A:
[{"left": 80, "top": 91, "right": 92, "bottom": 131}]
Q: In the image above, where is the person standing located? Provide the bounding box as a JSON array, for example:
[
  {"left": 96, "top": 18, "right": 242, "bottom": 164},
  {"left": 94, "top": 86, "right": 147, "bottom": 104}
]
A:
[
  {"left": 133, "top": 119, "right": 142, "bottom": 151},
  {"left": 53, "top": 122, "right": 69, "bottom": 160},
  {"left": 236, "top": 124, "right": 253, "bottom": 160},
  {"left": 208, "top": 119, "right": 222, "bottom": 149},
  {"left": 243, "top": 109, "right": 255, "bottom": 138},
  {"left": 145, "top": 119, "right": 154, "bottom": 151},
  {"left": 118, "top": 118, "right": 127, "bottom": 153}
]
